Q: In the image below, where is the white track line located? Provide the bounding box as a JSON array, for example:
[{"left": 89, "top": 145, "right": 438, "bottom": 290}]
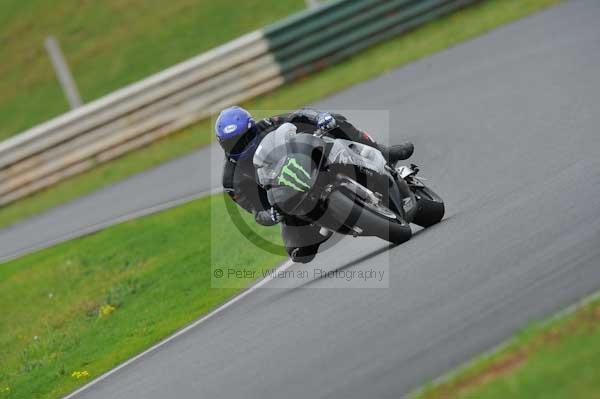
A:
[
  {"left": 63, "top": 258, "right": 295, "bottom": 399},
  {"left": 409, "top": 290, "right": 600, "bottom": 398},
  {"left": 2, "top": 182, "right": 296, "bottom": 399}
]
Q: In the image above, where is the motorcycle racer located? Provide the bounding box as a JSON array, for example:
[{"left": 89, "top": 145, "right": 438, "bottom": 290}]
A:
[{"left": 217, "top": 106, "right": 414, "bottom": 263}]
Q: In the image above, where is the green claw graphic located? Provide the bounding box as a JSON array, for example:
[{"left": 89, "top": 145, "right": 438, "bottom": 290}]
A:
[{"left": 277, "top": 158, "right": 311, "bottom": 192}]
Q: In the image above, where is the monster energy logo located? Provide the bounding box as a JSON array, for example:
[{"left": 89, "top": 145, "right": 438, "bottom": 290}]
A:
[{"left": 278, "top": 158, "right": 311, "bottom": 192}]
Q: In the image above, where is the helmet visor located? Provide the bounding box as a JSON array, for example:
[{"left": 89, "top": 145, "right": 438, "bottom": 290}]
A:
[{"left": 218, "top": 126, "right": 258, "bottom": 157}]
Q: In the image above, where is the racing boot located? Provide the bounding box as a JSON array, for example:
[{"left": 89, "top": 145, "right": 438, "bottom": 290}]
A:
[{"left": 378, "top": 142, "right": 414, "bottom": 165}]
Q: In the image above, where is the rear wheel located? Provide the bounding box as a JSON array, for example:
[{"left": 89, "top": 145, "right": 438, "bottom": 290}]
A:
[
  {"left": 326, "top": 190, "right": 412, "bottom": 245},
  {"left": 411, "top": 186, "right": 445, "bottom": 228}
]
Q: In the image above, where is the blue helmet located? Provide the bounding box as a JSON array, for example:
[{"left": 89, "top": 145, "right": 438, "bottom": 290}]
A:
[{"left": 215, "top": 106, "right": 258, "bottom": 160}]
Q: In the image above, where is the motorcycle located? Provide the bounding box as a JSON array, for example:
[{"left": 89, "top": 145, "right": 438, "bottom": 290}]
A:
[{"left": 253, "top": 123, "right": 444, "bottom": 245}]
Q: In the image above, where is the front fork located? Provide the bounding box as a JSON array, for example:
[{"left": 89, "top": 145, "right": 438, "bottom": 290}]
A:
[{"left": 387, "top": 164, "right": 419, "bottom": 222}]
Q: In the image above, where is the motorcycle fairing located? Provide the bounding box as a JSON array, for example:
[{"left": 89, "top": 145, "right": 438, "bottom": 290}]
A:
[{"left": 254, "top": 124, "right": 326, "bottom": 215}]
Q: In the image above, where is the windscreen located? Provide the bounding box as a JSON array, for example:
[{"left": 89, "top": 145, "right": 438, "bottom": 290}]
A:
[{"left": 253, "top": 123, "right": 297, "bottom": 188}]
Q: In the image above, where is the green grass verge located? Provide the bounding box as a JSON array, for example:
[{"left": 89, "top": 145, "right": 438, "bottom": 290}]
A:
[
  {"left": 0, "top": 0, "right": 562, "bottom": 229},
  {"left": 0, "top": 0, "right": 304, "bottom": 141},
  {"left": 0, "top": 194, "right": 286, "bottom": 399},
  {"left": 413, "top": 296, "right": 600, "bottom": 399}
]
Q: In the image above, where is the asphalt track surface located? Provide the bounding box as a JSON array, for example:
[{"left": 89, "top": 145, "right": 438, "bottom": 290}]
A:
[
  {"left": 0, "top": 147, "right": 222, "bottom": 262},
  {"left": 3, "top": 0, "right": 600, "bottom": 397}
]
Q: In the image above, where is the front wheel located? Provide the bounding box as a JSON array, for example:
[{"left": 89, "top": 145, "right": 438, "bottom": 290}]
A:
[
  {"left": 411, "top": 186, "right": 445, "bottom": 228},
  {"left": 325, "top": 190, "right": 412, "bottom": 245}
]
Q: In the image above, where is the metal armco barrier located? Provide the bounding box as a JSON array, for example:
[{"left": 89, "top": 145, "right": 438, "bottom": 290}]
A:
[{"left": 0, "top": 0, "right": 477, "bottom": 207}]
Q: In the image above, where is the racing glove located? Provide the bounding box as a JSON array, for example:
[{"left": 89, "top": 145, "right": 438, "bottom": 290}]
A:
[
  {"left": 317, "top": 112, "right": 336, "bottom": 132},
  {"left": 254, "top": 207, "right": 283, "bottom": 226}
]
